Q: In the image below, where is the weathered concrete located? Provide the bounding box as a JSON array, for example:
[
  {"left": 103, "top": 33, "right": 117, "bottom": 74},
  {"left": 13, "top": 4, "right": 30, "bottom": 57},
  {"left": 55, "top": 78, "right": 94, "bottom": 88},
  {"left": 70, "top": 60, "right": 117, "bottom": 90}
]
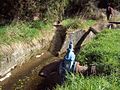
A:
[
  {"left": 0, "top": 21, "right": 108, "bottom": 78},
  {"left": 0, "top": 31, "right": 54, "bottom": 77},
  {"left": 49, "top": 25, "right": 67, "bottom": 56},
  {"left": 50, "top": 27, "right": 96, "bottom": 55},
  {"left": 60, "top": 29, "right": 85, "bottom": 54}
]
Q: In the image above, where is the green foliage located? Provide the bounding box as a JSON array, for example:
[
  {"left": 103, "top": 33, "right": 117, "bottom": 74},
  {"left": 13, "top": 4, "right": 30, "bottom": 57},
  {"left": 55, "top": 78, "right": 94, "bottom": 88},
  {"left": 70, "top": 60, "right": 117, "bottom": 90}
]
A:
[
  {"left": 0, "top": 21, "right": 40, "bottom": 44},
  {"left": 84, "top": 19, "right": 96, "bottom": 27},
  {"left": 77, "top": 29, "right": 120, "bottom": 74},
  {"left": 30, "top": 20, "right": 53, "bottom": 30},
  {"left": 56, "top": 28, "right": 120, "bottom": 90},
  {"left": 62, "top": 18, "right": 96, "bottom": 29},
  {"left": 1, "top": 0, "right": 120, "bottom": 22},
  {"left": 62, "top": 18, "right": 80, "bottom": 29},
  {"left": 45, "top": 0, "right": 70, "bottom": 21},
  {"left": 0, "top": 27, "right": 8, "bottom": 43},
  {"left": 56, "top": 74, "right": 120, "bottom": 90}
]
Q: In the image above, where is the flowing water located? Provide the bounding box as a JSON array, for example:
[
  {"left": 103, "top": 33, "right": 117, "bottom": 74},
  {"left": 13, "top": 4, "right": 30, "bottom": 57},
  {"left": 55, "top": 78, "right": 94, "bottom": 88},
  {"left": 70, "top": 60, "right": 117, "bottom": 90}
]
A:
[
  {"left": 0, "top": 50, "right": 62, "bottom": 90},
  {"left": 0, "top": 26, "right": 97, "bottom": 90}
]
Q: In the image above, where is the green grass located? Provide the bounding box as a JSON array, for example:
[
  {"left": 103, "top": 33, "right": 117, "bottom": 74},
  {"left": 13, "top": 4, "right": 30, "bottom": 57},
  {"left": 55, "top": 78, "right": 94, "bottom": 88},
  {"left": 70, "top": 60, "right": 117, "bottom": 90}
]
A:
[
  {"left": 0, "top": 18, "right": 95, "bottom": 44},
  {"left": 56, "top": 74, "right": 120, "bottom": 90},
  {"left": 30, "top": 20, "right": 53, "bottom": 30},
  {"left": 61, "top": 18, "right": 96, "bottom": 30},
  {"left": 0, "top": 22, "right": 39, "bottom": 44},
  {"left": 77, "top": 29, "right": 120, "bottom": 74},
  {"left": 0, "top": 21, "right": 53, "bottom": 44},
  {"left": 56, "top": 29, "right": 120, "bottom": 90}
]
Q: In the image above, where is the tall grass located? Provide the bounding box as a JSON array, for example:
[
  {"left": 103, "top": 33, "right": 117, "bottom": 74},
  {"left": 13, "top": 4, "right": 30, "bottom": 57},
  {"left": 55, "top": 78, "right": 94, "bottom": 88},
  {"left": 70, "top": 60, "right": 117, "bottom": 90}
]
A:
[
  {"left": 62, "top": 18, "right": 96, "bottom": 30},
  {"left": 0, "top": 21, "right": 53, "bottom": 44},
  {"left": 30, "top": 20, "right": 53, "bottom": 30},
  {"left": 0, "top": 18, "right": 95, "bottom": 44},
  {"left": 56, "top": 74, "right": 120, "bottom": 90},
  {"left": 77, "top": 29, "right": 120, "bottom": 74},
  {"left": 56, "top": 29, "right": 120, "bottom": 90}
]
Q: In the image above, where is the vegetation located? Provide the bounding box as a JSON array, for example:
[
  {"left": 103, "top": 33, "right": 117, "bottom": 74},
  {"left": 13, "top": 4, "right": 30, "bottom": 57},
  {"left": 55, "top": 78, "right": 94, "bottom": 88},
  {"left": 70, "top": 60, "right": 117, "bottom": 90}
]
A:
[
  {"left": 0, "top": 21, "right": 53, "bottom": 44},
  {"left": 56, "top": 29, "right": 120, "bottom": 90},
  {"left": 56, "top": 74, "right": 120, "bottom": 90},
  {"left": 111, "top": 0, "right": 120, "bottom": 10},
  {"left": 62, "top": 18, "right": 96, "bottom": 30},
  {"left": 30, "top": 20, "right": 53, "bottom": 30},
  {"left": 0, "top": 0, "right": 119, "bottom": 23},
  {"left": 77, "top": 29, "right": 120, "bottom": 74},
  {"left": 0, "top": 18, "right": 96, "bottom": 44},
  {"left": 0, "top": 0, "right": 120, "bottom": 89}
]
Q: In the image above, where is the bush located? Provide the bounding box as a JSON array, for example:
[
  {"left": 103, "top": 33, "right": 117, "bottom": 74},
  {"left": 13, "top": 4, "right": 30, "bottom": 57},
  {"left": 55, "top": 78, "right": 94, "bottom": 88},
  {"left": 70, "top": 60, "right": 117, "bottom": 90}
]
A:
[{"left": 77, "top": 29, "right": 120, "bottom": 74}]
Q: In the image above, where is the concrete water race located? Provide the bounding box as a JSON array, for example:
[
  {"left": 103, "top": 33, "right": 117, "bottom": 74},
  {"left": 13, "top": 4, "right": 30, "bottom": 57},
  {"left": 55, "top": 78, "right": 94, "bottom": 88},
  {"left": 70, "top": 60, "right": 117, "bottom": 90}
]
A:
[
  {"left": 0, "top": 18, "right": 117, "bottom": 90},
  {"left": 0, "top": 20, "right": 111, "bottom": 90},
  {"left": 0, "top": 1, "right": 120, "bottom": 89},
  {"left": 0, "top": 9, "right": 120, "bottom": 89}
]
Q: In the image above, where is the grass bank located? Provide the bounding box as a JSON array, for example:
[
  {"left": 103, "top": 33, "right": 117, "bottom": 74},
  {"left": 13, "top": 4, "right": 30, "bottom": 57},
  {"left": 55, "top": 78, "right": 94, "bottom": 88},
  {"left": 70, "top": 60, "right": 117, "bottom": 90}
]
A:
[
  {"left": 62, "top": 18, "right": 96, "bottom": 30},
  {"left": 0, "top": 19, "right": 96, "bottom": 44},
  {"left": 56, "top": 74, "right": 120, "bottom": 90},
  {"left": 56, "top": 29, "right": 120, "bottom": 90},
  {"left": 77, "top": 29, "right": 120, "bottom": 74},
  {"left": 0, "top": 21, "right": 53, "bottom": 44}
]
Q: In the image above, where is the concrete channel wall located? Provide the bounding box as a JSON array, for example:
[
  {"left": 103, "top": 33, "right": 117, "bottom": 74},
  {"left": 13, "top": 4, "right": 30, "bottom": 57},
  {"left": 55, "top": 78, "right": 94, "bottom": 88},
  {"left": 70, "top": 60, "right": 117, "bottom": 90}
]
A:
[
  {"left": 60, "top": 29, "right": 96, "bottom": 54},
  {"left": 0, "top": 23, "right": 103, "bottom": 78},
  {"left": 0, "top": 31, "right": 54, "bottom": 77}
]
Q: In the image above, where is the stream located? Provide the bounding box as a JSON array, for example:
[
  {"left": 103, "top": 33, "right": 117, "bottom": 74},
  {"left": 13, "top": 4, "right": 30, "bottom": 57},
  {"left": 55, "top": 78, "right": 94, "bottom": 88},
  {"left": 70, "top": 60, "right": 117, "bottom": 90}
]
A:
[
  {"left": 0, "top": 50, "right": 62, "bottom": 90},
  {"left": 0, "top": 24, "right": 102, "bottom": 90}
]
